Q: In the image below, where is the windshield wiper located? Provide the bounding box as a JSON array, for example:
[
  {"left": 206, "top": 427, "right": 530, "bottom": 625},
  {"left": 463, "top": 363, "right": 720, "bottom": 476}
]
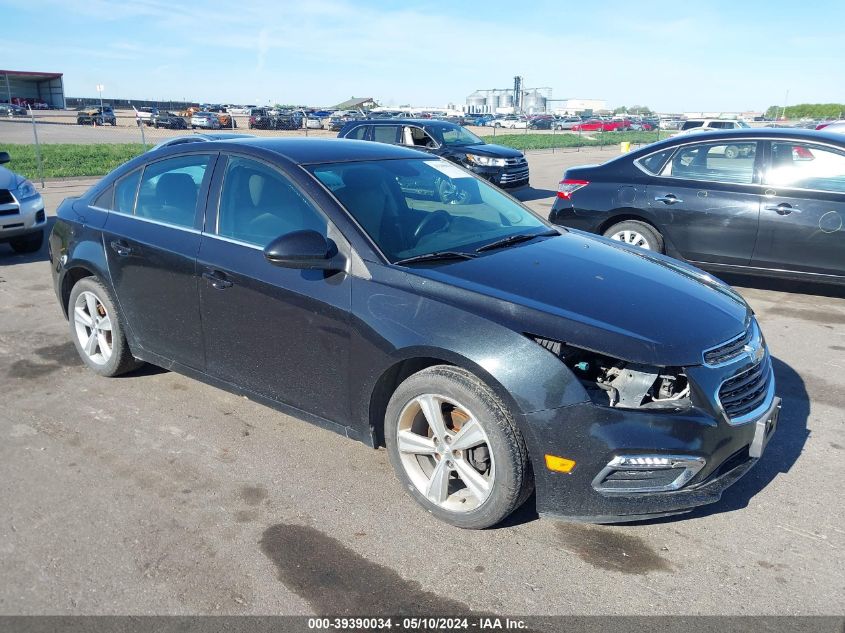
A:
[
  {"left": 393, "top": 251, "right": 478, "bottom": 266},
  {"left": 475, "top": 230, "right": 559, "bottom": 253}
]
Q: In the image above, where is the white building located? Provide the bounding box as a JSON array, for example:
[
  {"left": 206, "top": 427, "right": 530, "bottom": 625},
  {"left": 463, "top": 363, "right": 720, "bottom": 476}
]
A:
[{"left": 552, "top": 98, "right": 607, "bottom": 116}]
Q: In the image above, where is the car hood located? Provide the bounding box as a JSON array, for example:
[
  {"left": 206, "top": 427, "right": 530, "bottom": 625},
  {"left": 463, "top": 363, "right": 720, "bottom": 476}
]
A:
[
  {"left": 459, "top": 143, "right": 523, "bottom": 159},
  {"left": 0, "top": 166, "right": 23, "bottom": 190},
  {"left": 406, "top": 231, "right": 750, "bottom": 367}
]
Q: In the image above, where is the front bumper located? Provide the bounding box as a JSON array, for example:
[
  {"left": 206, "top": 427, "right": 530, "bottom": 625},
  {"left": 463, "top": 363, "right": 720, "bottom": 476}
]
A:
[
  {"left": 0, "top": 191, "right": 46, "bottom": 241},
  {"left": 522, "top": 392, "right": 780, "bottom": 522},
  {"left": 468, "top": 161, "right": 530, "bottom": 189}
]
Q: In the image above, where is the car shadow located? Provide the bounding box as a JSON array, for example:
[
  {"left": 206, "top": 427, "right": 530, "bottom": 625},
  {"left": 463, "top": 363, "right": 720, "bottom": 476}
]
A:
[
  {"left": 718, "top": 271, "right": 845, "bottom": 300},
  {"left": 0, "top": 217, "right": 55, "bottom": 265},
  {"left": 512, "top": 187, "right": 557, "bottom": 203},
  {"left": 630, "top": 355, "right": 809, "bottom": 525}
]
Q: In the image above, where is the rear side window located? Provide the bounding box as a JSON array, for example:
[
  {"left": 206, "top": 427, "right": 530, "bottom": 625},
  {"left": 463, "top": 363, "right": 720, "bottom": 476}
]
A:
[
  {"left": 92, "top": 185, "right": 114, "bottom": 210},
  {"left": 681, "top": 121, "right": 703, "bottom": 130},
  {"left": 765, "top": 142, "right": 845, "bottom": 193},
  {"left": 135, "top": 154, "right": 212, "bottom": 228},
  {"left": 637, "top": 149, "right": 674, "bottom": 175},
  {"left": 661, "top": 141, "right": 758, "bottom": 184},
  {"left": 114, "top": 169, "right": 141, "bottom": 214},
  {"left": 347, "top": 125, "right": 368, "bottom": 140},
  {"left": 372, "top": 125, "right": 400, "bottom": 144}
]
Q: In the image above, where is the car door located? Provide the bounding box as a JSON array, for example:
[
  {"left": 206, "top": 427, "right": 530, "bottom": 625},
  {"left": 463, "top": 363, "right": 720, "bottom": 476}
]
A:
[
  {"left": 646, "top": 139, "right": 762, "bottom": 265},
  {"left": 197, "top": 154, "right": 352, "bottom": 423},
  {"left": 751, "top": 140, "right": 845, "bottom": 277},
  {"left": 102, "top": 152, "right": 216, "bottom": 369}
]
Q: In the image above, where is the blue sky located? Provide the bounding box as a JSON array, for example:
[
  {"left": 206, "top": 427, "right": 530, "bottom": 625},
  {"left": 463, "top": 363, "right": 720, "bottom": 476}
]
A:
[{"left": 3, "top": 0, "right": 844, "bottom": 111}]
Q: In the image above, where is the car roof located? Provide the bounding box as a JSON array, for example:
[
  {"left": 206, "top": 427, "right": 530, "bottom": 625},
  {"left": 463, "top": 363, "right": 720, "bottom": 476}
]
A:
[
  {"left": 630, "top": 127, "right": 845, "bottom": 156},
  {"left": 215, "top": 137, "right": 429, "bottom": 164},
  {"left": 358, "top": 118, "right": 461, "bottom": 128}
]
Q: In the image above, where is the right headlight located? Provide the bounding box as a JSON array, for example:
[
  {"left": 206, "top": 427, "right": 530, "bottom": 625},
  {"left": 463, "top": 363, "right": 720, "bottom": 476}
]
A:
[
  {"left": 465, "top": 153, "right": 507, "bottom": 168},
  {"left": 531, "top": 335, "right": 692, "bottom": 411}
]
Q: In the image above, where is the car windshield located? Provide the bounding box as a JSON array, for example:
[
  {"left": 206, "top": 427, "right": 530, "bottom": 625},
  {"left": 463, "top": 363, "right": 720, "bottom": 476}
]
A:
[
  {"left": 437, "top": 126, "right": 483, "bottom": 146},
  {"left": 308, "top": 158, "right": 548, "bottom": 262},
  {"left": 736, "top": 120, "right": 750, "bottom": 128}
]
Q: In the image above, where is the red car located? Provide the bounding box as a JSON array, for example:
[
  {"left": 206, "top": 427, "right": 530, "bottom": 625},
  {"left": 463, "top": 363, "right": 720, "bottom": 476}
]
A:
[{"left": 572, "top": 119, "right": 627, "bottom": 132}]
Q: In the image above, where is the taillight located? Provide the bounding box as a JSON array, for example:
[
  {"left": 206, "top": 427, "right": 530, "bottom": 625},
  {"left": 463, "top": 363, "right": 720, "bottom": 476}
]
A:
[{"left": 557, "top": 179, "right": 589, "bottom": 199}]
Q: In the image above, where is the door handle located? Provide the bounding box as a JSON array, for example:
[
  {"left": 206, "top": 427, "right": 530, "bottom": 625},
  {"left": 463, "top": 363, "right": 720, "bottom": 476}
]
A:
[
  {"left": 109, "top": 240, "right": 133, "bottom": 257},
  {"left": 654, "top": 194, "right": 683, "bottom": 204},
  {"left": 202, "top": 270, "right": 233, "bottom": 290},
  {"left": 765, "top": 203, "right": 800, "bottom": 216}
]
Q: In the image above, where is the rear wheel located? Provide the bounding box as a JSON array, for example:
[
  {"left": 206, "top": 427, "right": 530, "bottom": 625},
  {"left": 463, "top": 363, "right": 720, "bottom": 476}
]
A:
[
  {"left": 603, "top": 220, "right": 664, "bottom": 252},
  {"left": 9, "top": 230, "right": 43, "bottom": 254},
  {"left": 68, "top": 277, "right": 143, "bottom": 377},
  {"left": 385, "top": 365, "right": 532, "bottom": 529}
]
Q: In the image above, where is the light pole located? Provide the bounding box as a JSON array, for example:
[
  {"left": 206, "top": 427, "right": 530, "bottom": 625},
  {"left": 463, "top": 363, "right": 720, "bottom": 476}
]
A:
[{"left": 96, "top": 84, "right": 104, "bottom": 111}]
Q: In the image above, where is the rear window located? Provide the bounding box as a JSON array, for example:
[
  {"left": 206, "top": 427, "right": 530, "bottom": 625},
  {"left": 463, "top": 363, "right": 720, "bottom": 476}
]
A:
[{"left": 681, "top": 121, "right": 704, "bottom": 130}]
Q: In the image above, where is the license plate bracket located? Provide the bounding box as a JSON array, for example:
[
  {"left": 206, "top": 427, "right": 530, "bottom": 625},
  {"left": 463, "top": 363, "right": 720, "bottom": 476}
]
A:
[{"left": 749, "top": 397, "right": 781, "bottom": 458}]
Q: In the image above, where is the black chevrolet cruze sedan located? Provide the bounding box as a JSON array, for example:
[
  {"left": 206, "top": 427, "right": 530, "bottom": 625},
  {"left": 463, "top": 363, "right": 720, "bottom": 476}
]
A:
[
  {"left": 550, "top": 128, "right": 845, "bottom": 285},
  {"left": 338, "top": 119, "right": 530, "bottom": 191},
  {"left": 49, "top": 138, "right": 779, "bottom": 528}
]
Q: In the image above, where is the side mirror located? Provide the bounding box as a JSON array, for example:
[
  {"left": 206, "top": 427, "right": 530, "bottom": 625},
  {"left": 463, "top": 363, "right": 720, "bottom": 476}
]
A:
[
  {"left": 264, "top": 230, "right": 346, "bottom": 272},
  {"left": 0, "top": 151, "right": 9, "bottom": 165}
]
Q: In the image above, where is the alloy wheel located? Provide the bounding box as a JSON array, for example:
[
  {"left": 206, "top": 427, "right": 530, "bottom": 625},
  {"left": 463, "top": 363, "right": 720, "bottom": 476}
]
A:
[
  {"left": 73, "top": 290, "right": 113, "bottom": 365},
  {"left": 396, "top": 394, "right": 495, "bottom": 513}
]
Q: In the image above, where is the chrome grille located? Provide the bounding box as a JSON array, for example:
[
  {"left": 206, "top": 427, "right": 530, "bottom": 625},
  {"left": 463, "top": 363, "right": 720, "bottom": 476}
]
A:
[
  {"left": 718, "top": 355, "right": 772, "bottom": 419},
  {"left": 500, "top": 167, "right": 529, "bottom": 184},
  {"left": 704, "top": 327, "right": 753, "bottom": 365}
]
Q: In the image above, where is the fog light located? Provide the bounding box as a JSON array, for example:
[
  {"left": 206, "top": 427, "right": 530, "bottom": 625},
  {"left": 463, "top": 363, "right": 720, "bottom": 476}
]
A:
[
  {"left": 545, "top": 454, "right": 576, "bottom": 473},
  {"left": 592, "top": 454, "right": 705, "bottom": 494}
]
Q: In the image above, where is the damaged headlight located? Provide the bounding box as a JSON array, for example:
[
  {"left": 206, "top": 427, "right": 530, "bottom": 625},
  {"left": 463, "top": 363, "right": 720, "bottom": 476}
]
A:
[{"left": 532, "top": 336, "right": 692, "bottom": 410}]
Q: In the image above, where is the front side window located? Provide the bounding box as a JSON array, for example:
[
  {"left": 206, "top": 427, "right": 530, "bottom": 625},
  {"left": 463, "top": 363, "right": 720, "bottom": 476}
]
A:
[
  {"left": 216, "top": 156, "right": 327, "bottom": 247},
  {"left": 765, "top": 142, "right": 845, "bottom": 193},
  {"left": 308, "top": 159, "right": 546, "bottom": 262},
  {"left": 438, "top": 126, "right": 483, "bottom": 146},
  {"left": 114, "top": 168, "right": 141, "bottom": 214},
  {"left": 136, "top": 154, "right": 211, "bottom": 227},
  {"left": 661, "top": 141, "right": 757, "bottom": 184}
]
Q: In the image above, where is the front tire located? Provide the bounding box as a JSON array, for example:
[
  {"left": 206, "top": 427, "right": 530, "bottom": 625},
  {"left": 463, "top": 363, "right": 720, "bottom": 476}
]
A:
[
  {"left": 603, "top": 219, "right": 664, "bottom": 252},
  {"left": 385, "top": 365, "right": 532, "bottom": 529},
  {"left": 9, "top": 230, "right": 43, "bottom": 254},
  {"left": 68, "top": 277, "right": 142, "bottom": 377}
]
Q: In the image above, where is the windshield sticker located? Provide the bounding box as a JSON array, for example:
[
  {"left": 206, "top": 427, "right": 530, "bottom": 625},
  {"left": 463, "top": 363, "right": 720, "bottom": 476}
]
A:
[{"left": 424, "top": 160, "right": 473, "bottom": 179}]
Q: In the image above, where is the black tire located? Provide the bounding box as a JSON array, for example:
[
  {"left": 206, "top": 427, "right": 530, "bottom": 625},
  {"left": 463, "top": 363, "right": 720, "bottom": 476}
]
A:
[
  {"left": 68, "top": 276, "right": 143, "bottom": 377},
  {"left": 602, "top": 219, "right": 664, "bottom": 252},
  {"left": 9, "top": 230, "right": 43, "bottom": 254},
  {"left": 385, "top": 365, "right": 533, "bottom": 529}
]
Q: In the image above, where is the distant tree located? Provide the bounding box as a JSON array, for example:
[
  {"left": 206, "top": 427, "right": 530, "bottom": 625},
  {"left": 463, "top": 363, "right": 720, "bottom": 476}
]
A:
[
  {"left": 613, "top": 105, "right": 653, "bottom": 115},
  {"left": 766, "top": 103, "right": 845, "bottom": 119}
]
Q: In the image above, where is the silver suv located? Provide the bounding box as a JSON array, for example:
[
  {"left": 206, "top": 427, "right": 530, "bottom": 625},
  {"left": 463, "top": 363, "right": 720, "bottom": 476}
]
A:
[
  {"left": 0, "top": 152, "right": 46, "bottom": 254},
  {"left": 679, "top": 118, "right": 751, "bottom": 134}
]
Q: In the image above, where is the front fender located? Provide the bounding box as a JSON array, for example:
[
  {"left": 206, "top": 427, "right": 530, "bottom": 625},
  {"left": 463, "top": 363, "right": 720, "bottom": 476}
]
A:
[{"left": 349, "top": 269, "right": 588, "bottom": 442}]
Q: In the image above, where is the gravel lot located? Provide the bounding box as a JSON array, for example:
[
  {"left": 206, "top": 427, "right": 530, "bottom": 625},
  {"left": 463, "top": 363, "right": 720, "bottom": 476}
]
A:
[{"left": 0, "top": 150, "right": 843, "bottom": 616}]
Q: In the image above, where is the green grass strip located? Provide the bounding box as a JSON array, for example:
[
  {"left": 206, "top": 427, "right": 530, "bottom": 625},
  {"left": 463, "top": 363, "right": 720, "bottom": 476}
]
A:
[
  {"left": 0, "top": 143, "right": 146, "bottom": 180},
  {"left": 479, "top": 131, "right": 665, "bottom": 150}
]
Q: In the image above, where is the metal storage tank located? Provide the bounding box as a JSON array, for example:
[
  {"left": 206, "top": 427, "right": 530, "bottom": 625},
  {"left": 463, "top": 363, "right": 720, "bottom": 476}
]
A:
[
  {"left": 466, "top": 91, "right": 486, "bottom": 113},
  {"left": 522, "top": 90, "right": 547, "bottom": 113},
  {"left": 485, "top": 92, "right": 500, "bottom": 110},
  {"left": 499, "top": 92, "right": 514, "bottom": 109}
]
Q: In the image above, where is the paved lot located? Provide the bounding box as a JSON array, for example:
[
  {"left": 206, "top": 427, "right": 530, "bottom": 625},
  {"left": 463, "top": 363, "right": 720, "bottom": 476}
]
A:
[{"left": 0, "top": 151, "right": 843, "bottom": 616}]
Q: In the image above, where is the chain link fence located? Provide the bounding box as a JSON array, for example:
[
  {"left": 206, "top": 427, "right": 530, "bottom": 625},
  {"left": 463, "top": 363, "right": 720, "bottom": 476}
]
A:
[{"left": 0, "top": 106, "right": 665, "bottom": 185}]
